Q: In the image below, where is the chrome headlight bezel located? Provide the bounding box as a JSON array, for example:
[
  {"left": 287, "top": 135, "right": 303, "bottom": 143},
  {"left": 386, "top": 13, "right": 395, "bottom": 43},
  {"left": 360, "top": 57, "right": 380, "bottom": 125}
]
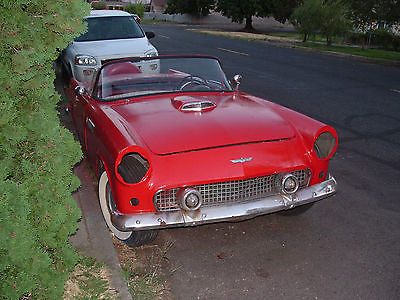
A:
[
  {"left": 75, "top": 55, "right": 97, "bottom": 66},
  {"left": 116, "top": 152, "right": 150, "bottom": 184},
  {"left": 314, "top": 131, "right": 337, "bottom": 159},
  {"left": 281, "top": 173, "right": 300, "bottom": 195},
  {"left": 177, "top": 188, "right": 203, "bottom": 211}
]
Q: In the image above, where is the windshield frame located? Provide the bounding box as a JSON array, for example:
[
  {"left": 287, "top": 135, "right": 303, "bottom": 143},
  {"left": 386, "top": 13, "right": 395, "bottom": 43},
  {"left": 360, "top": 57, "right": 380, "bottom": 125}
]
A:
[{"left": 92, "top": 55, "right": 234, "bottom": 102}]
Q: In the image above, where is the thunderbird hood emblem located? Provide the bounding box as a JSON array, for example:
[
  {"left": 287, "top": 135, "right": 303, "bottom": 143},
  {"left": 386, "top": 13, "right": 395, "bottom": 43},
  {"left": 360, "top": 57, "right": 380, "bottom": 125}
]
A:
[{"left": 230, "top": 157, "right": 253, "bottom": 163}]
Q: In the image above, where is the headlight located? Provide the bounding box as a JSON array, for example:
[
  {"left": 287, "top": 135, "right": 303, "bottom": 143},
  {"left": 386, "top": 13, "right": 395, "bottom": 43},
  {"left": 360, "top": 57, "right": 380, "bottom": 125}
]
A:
[
  {"left": 117, "top": 153, "right": 149, "bottom": 184},
  {"left": 281, "top": 174, "right": 299, "bottom": 194},
  {"left": 144, "top": 50, "right": 158, "bottom": 57},
  {"left": 75, "top": 55, "right": 97, "bottom": 66},
  {"left": 177, "top": 188, "right": 203, "bottom": 211},
  {"left": 314, "top": 132, "right": 336, "bottom": 159}
]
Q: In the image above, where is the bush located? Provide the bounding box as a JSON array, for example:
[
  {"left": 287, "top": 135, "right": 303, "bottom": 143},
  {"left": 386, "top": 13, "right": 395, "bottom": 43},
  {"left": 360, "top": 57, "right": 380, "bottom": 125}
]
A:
[
  {"left": 125, "top": 3, "right": 146, "bottom": 18},
  {"left": 345, "top": 31, "right": 367, "bottom": 45},
  {"left": 371, "top": 29, "right": 400, "bottom": 51},
  {"left": 91, "top": 1, "right": 107, "bottom": 10},
  {"left": 393, "top": 35, "right": 400, "bottom": 52},
  {"left": 0, "top": 0, "right": 89, "bottom": 298}
]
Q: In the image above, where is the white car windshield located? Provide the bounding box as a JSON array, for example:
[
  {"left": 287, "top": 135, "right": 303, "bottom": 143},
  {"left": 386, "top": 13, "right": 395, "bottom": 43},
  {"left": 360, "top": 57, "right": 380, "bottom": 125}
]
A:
[
  {"left": 94, "top": 56, "right": 233, "bottom": 101},
  {"left": 75, "top": 16, "right": 144, "bottom": 42}
]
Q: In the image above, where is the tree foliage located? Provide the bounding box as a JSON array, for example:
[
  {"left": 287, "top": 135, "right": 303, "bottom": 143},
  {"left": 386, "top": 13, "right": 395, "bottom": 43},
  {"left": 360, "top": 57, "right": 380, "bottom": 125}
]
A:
[
  {"left": 165, "top": 0, "right": 215, "bottom": 16},
  {"left": 348, "top": 0, "right": 400, "bottom": 32},
  {"left": 125, "top": 2, "right": 147, "bottom": 18},
  {"left": 271, "top": 0, "right": 302, "bottom": 24},
  {"left": 291, "top": 0, "right": 325, "bottom": 42},
  {"left": 91, "top": 1, "right": 107, "bottom": 10},
  {"left": 291, "top": 0, "right": 350, "bottom": 45},
  {"left": 0, "top": 0, "right": 89, "bottom": 298},
  {"left": 320, "top": 1, "right": 350, "bottom": 46},
  {"left": 216, "top": 0, "right": 275, "bottom": 31}
]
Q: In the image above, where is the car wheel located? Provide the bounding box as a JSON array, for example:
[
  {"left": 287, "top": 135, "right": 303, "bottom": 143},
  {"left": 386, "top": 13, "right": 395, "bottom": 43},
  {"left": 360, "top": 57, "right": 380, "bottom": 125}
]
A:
[
  {"left": 278, "top": 203, "right": 314, "bottom": 216},
  {"left": 98, "top": 171, "right": 158, "bottom": 247}
]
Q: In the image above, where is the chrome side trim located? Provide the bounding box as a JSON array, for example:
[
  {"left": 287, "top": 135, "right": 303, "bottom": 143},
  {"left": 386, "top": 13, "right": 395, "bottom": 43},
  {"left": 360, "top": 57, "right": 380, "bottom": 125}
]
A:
[{"left": 111, "top": 176, "right": 337, "bottom": 231}]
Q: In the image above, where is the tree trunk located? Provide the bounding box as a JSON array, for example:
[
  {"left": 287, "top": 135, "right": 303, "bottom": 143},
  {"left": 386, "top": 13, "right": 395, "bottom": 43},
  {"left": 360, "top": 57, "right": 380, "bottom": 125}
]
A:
[
  {"left": 326, "top": 36, "right": 332, "bottom": 46},
  {"left": 244, "top": 16, "right": 254, "bottom": 32}
]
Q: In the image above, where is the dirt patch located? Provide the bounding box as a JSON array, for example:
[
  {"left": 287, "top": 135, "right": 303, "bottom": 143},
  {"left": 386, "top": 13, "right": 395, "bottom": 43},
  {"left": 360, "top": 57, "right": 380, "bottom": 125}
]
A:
[
  {"left": 64, "top": 258, "right": 119, "bottom": 299},
  {"left": 112, "top": 236, "right": 174, "bottom": 299}
]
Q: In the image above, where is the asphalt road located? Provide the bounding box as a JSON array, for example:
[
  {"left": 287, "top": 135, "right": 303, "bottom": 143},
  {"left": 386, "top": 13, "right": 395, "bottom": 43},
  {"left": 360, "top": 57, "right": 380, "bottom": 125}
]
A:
[{"left": 142, "top": 23, "right": 400, "bottom": 299}]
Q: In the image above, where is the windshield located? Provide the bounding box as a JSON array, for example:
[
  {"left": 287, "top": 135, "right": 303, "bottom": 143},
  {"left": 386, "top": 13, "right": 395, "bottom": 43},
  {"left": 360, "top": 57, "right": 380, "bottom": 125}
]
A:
[
  {"left": 75, "top": 16, "right": 144, "bottom": 42},
  {"left": 94, "top": 56, "right": 233, "bottom": 101}
]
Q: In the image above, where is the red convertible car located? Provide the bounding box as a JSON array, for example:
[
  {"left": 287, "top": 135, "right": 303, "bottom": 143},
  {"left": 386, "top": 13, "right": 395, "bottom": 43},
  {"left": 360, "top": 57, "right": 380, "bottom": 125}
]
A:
[{"left": 68, "top": 55, "right": 338, "bottom": 247}]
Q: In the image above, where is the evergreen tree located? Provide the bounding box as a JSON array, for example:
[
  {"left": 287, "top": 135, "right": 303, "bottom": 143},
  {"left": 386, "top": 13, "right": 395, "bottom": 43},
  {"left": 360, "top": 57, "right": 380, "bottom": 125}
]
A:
[{"left": 0, "top": 0, "right": 89, "bottom": 298}]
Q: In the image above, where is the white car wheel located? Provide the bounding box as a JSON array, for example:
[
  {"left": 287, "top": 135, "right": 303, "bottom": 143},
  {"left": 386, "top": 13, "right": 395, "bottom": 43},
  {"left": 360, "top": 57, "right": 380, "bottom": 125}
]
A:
[
  {"left": 98, "top": 171, "right": 158, "bottom": 247},
  {"left": 98, "top": 171, "right": 132, "bottom": 240}
]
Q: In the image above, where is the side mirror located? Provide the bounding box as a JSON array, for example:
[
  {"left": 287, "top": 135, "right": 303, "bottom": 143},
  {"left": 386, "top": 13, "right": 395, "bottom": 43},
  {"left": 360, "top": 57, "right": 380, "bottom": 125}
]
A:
[
  {"left": 232, "top": 74, "right": 242, "bottom": 90},
  {"left": 145, "top": 31, "right": 155, "bottom": 39},
  {"left": 75, "top": 86, "right": 86, "bottom": 96}
]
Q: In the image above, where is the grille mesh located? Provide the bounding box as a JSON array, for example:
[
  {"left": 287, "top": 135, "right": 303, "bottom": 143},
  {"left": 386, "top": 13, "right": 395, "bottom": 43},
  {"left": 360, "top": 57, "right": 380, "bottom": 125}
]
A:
[{"left": 154, "top": 169, "right": 310, "bottom": 212}]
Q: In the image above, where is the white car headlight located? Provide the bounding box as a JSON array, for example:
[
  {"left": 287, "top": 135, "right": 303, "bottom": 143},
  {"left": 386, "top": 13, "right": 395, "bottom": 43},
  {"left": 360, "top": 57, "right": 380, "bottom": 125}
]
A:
[
  {"left": 75, "top": 55, "right": 97, "bottom": 66},
  {"left": 144, "top": 50, "right": 158, "bottom": 57}
]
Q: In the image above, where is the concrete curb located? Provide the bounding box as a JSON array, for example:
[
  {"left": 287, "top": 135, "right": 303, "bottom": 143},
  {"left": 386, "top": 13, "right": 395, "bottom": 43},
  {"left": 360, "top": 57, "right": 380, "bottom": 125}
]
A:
[{"left": 69, "top": 160, "right": 132, "bottom": 300}]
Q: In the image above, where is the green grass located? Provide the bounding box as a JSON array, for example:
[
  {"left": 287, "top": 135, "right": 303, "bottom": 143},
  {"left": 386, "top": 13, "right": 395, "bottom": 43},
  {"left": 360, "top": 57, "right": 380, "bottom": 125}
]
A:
[
  {"left": 266, "top": 32, "right": 400, "bottom": 60},
  {"left": 63, "top": 256, "right": 117, "bottom": 299},
  {"left": 301, "top": 42, "right": 400, "bottom": 60},
  {"left": 267, "top": 32, "right": 340, "bottom": 43},
  {"left": 140, "top": 19, "right": 166, "bottom": 25},
  {"left": 123, "top": 268, "right": 164, "bottom": 300},
  {"left": 116, "top": 240, "right": 175, "bottom": 299}
]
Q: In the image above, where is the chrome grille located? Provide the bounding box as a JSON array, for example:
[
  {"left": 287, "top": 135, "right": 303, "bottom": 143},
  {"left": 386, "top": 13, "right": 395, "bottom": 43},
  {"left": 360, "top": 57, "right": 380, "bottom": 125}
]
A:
[{"left": 154, "top": 169, "right": 311, "bottom": 212}]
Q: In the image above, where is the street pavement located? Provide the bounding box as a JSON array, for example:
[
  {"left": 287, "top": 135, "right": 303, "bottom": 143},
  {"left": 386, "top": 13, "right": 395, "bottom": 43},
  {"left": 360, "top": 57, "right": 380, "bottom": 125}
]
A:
[{"left": 142, "top": 23, "right": 400, "bottom": 299}]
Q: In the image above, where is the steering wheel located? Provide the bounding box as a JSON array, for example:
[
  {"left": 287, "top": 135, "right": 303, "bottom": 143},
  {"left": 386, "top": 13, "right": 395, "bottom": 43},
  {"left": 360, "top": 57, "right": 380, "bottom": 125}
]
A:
[{"left": 177, "top": 75, "right": 212, "bottom": 91}]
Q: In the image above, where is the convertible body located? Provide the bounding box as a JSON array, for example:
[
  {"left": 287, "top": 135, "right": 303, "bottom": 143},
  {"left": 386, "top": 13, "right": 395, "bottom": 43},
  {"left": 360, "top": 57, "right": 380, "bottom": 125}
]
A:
[{"left": 68, "top": 55, "right": 337, "bottom": 246}]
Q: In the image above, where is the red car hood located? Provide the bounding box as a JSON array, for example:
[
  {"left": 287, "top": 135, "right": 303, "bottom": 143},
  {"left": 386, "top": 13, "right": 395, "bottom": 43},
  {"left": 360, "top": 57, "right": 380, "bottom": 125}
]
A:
[{"left": 106, "top": 93, "right": 296, "bottom": 155}]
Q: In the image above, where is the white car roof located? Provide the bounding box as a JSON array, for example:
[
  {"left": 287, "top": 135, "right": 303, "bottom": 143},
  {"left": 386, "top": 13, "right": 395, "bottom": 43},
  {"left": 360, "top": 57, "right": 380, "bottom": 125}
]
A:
[{"left": 88, "top": 10, "right": 131, "bottom": 18}]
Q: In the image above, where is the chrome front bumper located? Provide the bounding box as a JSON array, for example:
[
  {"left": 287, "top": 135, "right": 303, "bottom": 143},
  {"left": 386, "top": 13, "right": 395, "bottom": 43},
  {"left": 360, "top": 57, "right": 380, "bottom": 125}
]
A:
[{"left": 111, "top": 176, "right": 337, "bottom": 231}]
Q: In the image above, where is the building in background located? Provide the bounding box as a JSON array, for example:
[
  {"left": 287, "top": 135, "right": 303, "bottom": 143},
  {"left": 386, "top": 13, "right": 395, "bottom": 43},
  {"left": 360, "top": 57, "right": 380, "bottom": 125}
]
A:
[{"left": 150, "top": 0, "right": 168, "bottom": 12}]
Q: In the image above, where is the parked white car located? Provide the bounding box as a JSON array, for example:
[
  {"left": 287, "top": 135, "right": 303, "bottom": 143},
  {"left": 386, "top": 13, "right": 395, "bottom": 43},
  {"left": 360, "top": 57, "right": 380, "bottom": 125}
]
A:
[{"left": 59, "top": 10, "right": 158, "bottom": 83}]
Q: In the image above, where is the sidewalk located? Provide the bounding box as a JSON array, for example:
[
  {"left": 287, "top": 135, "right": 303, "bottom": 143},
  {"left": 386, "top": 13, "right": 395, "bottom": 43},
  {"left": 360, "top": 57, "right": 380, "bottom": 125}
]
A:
[{"left": 69, "top": 159, "right": 132, "bottom": 300}]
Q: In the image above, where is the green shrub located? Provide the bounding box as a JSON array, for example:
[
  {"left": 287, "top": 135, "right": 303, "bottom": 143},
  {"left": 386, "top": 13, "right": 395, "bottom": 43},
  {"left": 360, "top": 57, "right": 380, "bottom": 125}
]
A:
[
  {"left": 372, "top": 29, "right": 393, "bottom": 49},
  {"left": 125, "top": 3, "right": 146, "bottom": 18},
  {"left": 392, "top": 35, "right": 400, "bottom": 52},
  {"left": 345, "top": 31, "right": 367, "bottom": 45},
  {"left": 371, "top": 29, "right": 400, "bottom": 51},
  {"left": 0, "top": 0, "right": 89, "bottom": 298},
  {"left": 91, "top": 1, "right": 107, "bottom": 10}
]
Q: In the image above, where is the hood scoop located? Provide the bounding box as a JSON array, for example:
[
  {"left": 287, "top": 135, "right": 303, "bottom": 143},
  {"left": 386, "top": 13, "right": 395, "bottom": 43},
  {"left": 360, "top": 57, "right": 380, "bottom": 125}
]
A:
[{"left": 171, "top": 97, "right": 216, "bottom": 112}]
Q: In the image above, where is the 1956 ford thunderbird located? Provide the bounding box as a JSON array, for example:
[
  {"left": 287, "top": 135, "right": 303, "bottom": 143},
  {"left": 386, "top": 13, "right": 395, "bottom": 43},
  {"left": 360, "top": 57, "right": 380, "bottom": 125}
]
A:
[{"left": 68, "top": 55, "right": 338, "bottom": 247}]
